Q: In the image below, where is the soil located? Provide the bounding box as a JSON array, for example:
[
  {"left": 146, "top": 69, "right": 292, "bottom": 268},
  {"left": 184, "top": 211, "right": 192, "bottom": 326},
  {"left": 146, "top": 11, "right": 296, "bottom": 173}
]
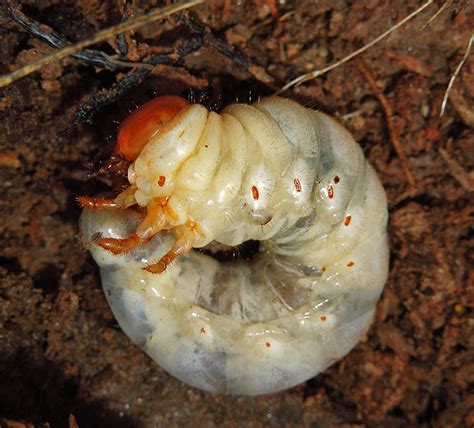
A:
[{"left": 0, "top": 1, "right": 473, "bottom": 427}]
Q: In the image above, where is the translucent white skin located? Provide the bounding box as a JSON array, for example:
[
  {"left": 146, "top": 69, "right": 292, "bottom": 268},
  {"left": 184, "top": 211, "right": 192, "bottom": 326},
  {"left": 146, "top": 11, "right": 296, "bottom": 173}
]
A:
[{"left": 80, "top": 96, "right": 389, "bottom": 395}]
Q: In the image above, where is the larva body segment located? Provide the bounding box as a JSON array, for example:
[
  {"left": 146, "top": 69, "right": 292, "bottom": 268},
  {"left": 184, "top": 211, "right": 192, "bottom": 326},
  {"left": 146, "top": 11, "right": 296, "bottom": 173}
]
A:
[{"left": 80, "top": 96, "right": 389, "bottom": 395}]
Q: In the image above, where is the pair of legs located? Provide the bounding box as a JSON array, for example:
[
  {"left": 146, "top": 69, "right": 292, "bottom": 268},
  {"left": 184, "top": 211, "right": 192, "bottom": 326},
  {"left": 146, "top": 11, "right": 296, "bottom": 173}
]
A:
[{"left": 78, "top": 191, "right": 204, "bottom": 274}]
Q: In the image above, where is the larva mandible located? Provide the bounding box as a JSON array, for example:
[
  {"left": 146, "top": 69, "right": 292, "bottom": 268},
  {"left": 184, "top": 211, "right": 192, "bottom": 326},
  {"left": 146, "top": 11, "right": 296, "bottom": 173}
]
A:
[{"left": 79, "top": 95, "right": 389, "bottom": 395}]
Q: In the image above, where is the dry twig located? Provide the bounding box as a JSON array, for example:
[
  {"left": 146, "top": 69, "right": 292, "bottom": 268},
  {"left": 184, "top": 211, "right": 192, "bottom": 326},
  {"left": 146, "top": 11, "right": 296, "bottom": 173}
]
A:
[
  {"left": 439, "top": 147, "right": 473, "bottom": 192},
  {"left": 276, "top": 0, "right": 434, "bottom": 94},
  {"left": 356, "top": 59, "right": 417, "bottom": 188},
  {"left": 440, "top": 34, "right": 474, "bottom": 117},
  {"left": 420, "top": 0, "right": 451, "bottom": 30},
  {"left": 74, "top": 37, "right": 203, "bottom": 123},
  {"left": 0, "top": 0, "right": 204, "bottom": 88},
  {"left": 1, "top": 5, "right": 129, "bottom": 71},
  {"left": 181, "top": 13, "right": 276, "bottom": 87}
]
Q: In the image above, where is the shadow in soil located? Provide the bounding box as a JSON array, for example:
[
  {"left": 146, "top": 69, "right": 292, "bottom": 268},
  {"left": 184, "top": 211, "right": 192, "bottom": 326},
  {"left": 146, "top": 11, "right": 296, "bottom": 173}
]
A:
[{"left": 0, "top": 349, "right": 138, "bottom": 428}]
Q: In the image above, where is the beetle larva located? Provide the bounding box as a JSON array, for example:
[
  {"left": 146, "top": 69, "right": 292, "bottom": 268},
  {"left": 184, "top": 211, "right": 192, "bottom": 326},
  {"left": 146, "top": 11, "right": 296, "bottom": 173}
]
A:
[{"left": 79, "top": 95, "right": 389, "bottom": 395}]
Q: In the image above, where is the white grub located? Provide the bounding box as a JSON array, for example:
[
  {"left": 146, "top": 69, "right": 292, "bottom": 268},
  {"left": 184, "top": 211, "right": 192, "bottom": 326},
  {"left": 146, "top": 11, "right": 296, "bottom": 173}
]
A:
[{"left": 80, "top": 96, "right": 389, "bottom": 395}]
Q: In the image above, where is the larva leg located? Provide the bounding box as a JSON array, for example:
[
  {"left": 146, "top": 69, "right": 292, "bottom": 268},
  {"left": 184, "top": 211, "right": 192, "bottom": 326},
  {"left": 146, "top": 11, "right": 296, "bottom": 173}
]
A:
[
  {"left": 135, "top": 197, "right": 168, "bottom": 240},
  {"left": 145, "top": 221, "right": 205, "bottom": 274},
  {"left": 78, "top": 186, "right": 137, "bottom": 210},
  {"left": 77, "top": 196, "right": 121, "bottom": 210},
  {"left": 113, "top": 185, "right": 139, "bottom": 208},
  {"left": 95, "top": 233, "right": 147, "bottom": 254},
  {"left": 95, "top": 197, "right": 179, "bottom": 254}
]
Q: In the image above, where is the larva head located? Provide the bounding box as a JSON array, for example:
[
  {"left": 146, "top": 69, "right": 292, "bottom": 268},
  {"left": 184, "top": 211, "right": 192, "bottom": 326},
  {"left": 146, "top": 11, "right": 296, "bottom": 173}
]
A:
[{"left": 114, "top": 95, "right": 189, "bottom": 161}]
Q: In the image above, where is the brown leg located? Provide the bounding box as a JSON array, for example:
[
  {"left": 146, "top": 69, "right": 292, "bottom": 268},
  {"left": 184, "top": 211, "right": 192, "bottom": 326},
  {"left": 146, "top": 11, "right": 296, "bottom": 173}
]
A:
[
  {"left": 78, "top": 186, "right": 137, "bottom": 210},
  {"left": 77, "top": 196, "right": 120, "bottom": 210},
  {"left": 145, "top": 221, "right": 205, "bottom": 274},
  {"left": 95, "top": 234, "right": 147, "bottom": 254},
  {"left": 95, "top": 154, "right": 130, "bottom": 177},
  {"left": 95, "top": 196, "right": 173, "bottom": 255}
]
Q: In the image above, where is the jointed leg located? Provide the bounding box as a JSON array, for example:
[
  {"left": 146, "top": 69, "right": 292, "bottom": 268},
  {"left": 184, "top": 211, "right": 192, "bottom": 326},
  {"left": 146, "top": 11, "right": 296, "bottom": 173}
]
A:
[
  {"left": 77, "top": 186, "right": 137, "bottom": 210},
  {"left": 77, "top": 196, "right": 120, "bottom": 210},
  {"left": 135, "top": 197, "right": 169, "bottom": 240},
  {"left": 145, "top": 221, "right": 205, "bottom": 274},
  {"left": 93, "top": 197, "right": 177, "bottom": 255},
  {"left": 80, "top": 186, "right": 146, "bottom": 254},
  {"left": 95, "top": 234, "right": 147, "bottom": 254}
]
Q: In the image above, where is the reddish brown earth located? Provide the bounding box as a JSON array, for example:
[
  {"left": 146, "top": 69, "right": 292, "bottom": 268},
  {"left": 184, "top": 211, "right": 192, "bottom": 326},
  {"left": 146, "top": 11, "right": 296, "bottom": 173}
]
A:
[{"left": 0, "top": 1, "right": 473, "bottom": 427}]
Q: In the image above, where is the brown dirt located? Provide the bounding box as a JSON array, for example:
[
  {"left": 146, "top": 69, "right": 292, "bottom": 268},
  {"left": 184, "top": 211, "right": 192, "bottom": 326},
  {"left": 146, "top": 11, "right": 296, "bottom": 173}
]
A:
[{"left": 0, "top": 1, "right": 473, "bottom": 427}]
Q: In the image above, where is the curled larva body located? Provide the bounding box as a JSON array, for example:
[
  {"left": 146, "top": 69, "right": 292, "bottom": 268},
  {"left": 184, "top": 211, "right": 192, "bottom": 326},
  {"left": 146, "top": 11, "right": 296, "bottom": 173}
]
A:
[{"left": 80, "top": 96, "right": 389, "bottom": 395}]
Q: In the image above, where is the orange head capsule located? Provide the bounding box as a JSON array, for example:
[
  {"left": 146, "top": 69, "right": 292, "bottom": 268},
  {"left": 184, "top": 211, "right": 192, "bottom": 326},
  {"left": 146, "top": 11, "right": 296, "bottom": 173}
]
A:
[{"left": 114, "top": 95, "right": 189, "bottom": 161}]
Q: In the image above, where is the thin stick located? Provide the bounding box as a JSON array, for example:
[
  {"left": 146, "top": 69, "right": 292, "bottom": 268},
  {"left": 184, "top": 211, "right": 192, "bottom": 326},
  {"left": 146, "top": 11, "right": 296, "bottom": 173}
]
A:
[
  {"left": 440, "top": 34, "right": 474, "bottom": 117},
  {"left": 439, "top": 147, "right": 473, "bottom": 191},
  {"left": 420, "top": 0, "right": 451, "bottom": 30},
  {"left": 2, "top": 5, "right": 127, "bottom": 71},
  {"left": 0, "top": 0, "right": 204, "bottom": 89},
  {"left": 356, "top": 59, "right": 416, "bottom": 188},
  {"left": 275, "top": 0, "right": 434, "bottom": 94}
]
